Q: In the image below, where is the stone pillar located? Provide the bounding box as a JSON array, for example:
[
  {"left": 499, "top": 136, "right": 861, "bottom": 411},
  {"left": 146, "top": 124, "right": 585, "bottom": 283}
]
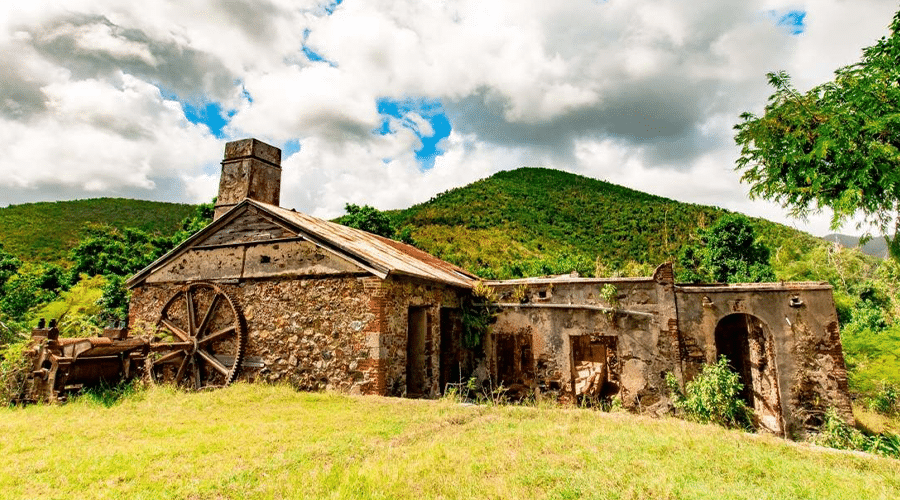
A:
[{"left": 214, "top": 138, "right": 282, "bottom": 220}]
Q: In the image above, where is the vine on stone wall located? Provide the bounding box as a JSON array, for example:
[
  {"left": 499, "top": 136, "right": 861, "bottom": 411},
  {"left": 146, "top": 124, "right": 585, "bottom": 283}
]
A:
[{"left": 461, "top": 281, "right": 499, "bottom": 350}]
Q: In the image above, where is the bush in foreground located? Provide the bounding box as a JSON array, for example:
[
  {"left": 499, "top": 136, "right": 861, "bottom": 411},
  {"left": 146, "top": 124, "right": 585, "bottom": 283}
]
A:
[{"left": 667, "top": 356, "right": 753, "bottom": 430}]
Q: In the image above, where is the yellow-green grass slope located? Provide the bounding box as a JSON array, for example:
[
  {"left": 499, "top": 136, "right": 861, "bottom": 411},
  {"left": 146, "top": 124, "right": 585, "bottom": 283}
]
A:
[
  {"left": 0, "top": 198, "right": 195, "bottom": 263},
  {"left": 1, "top": 384, "right": 897, "bottom": 500}
]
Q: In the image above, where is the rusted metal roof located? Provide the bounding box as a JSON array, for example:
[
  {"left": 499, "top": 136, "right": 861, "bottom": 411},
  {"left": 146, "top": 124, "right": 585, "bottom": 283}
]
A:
[
  {"left": 258, "top": 201, "right": 476, "bottom": 288},
  {"left": 128, "top": 199, "right": 476, "bottom": 289}
]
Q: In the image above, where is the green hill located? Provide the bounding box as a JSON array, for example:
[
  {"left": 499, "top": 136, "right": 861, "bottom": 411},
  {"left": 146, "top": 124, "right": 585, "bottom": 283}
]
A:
[
  {"left": 0, "top": 169, "right": 827, "bottom": 276},
  {"left": 392, "top": 167, "right": 823, "bottom": 277},
  {"left": 0, "top": 198, "right": 195, "bottom": 263}
]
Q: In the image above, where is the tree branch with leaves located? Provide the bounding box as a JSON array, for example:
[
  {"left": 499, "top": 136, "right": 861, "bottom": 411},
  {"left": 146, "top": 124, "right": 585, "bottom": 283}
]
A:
[{"left": 735, "top": 10, "right": 900, "bottom": 259}]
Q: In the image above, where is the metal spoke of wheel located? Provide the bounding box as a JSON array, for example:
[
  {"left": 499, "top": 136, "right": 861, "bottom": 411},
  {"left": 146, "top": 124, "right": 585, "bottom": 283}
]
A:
[
  {"left": 197, "top": 349, "right": 230, "bottom": 376},
  {"left": 199, "top": 325, "right": 236, "bottom": 346},
  {"left": 153, "top": 349, "right": 185, "bottom": 365},
  {"left": 196, "top": 294, "right": 221, "bottom": 339},
  {"left": 186, "top": 289, "right": 197, "bottom": 336},
  {"left": 159, "top": 318, "right": 190, "bottom": 343},
  {"left": 174, "top": 355, "right": 190, "bottom": 383}
]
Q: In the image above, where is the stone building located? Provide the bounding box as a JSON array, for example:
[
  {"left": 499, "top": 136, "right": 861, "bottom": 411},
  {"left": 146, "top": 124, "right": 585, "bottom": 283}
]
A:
[
  {"left": 127, "top": 138, "right": 478, "bottom": 397},
  {"left": 127, "top": 138, "right": 853, "bottom": 436},
  {"left": 486, "top": 265, "right": 853, "bottom": 437}
]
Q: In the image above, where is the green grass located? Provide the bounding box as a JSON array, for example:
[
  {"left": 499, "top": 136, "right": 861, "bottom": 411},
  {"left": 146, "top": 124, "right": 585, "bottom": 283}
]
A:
[
  {"left": 1, "top": 384, "right": 897, "bottom": 499},
  {"left": 0, "top": 198, "right": 195, "bottom": 263}
]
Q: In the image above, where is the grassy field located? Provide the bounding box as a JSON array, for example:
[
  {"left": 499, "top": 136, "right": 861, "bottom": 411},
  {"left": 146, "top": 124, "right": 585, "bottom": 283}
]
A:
[{"left": 1, "top": 384, "right": 898, "bottom": 500}]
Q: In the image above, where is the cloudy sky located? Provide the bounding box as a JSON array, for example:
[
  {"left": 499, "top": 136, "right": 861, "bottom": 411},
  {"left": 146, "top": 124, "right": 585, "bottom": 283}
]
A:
[{"left": 0, "top": 0, "right": 897, "bottom": 236}]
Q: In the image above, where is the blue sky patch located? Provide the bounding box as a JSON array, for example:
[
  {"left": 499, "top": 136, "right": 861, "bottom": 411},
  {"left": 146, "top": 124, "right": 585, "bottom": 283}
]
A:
[
  {"left": 161, "top": 89, "right": 232, "bottom": 138},
  {"left": 282, "top": 139, "right": 302, "bottom": 157},
  {"left": 773, "top": 10, "right": 806, "bottom": 35},
  {"left": 376, "top": 97, "right": 451, "bottom": 170},
  {"left": 182, "top": 101, "right": 231, "bottom": 138},
  {"left": 322, "top": 0, "right": 343, "bottom": 15},
  {"left": 302, "top": 29, "right": 333, "bottom": 64}
]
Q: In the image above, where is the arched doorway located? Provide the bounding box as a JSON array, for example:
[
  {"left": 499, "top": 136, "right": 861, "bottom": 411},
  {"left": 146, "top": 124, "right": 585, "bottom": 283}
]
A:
[{"left": 714, "top": 313, "right": 783, "bottom": 434}]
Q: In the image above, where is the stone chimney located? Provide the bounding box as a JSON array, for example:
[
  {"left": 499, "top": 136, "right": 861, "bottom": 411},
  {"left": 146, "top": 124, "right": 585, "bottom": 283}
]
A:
[{"left": 214, "top": 138, "right": 282, "bottom": 220}]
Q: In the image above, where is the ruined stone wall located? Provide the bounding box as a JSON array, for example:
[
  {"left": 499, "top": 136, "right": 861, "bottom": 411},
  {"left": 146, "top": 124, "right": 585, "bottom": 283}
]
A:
[
  {"left": 487, "top": 277, "right": 677, "bottom": 413},
  {"left": 675, "top": 283, "right": 853, "bottom": 436},
  {"left": 130, "top": 276, "right": 381, "bottom": 394},
  {"left": 371, "top": 276, "right": 467, "bottom": 398}
]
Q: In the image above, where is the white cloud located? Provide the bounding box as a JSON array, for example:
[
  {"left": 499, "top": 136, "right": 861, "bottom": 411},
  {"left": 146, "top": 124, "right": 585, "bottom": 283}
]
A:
[{"left": 0, "top": 0, "right": 897, "bottom": 237}]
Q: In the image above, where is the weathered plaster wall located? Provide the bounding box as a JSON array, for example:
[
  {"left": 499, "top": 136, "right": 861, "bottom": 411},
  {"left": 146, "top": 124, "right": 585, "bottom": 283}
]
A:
[
  {"left": 487, "top": 275, "right": 677, "bottom": 413},
  {"left": 675, "top": 283, "right": 853, "bottom": 436}
]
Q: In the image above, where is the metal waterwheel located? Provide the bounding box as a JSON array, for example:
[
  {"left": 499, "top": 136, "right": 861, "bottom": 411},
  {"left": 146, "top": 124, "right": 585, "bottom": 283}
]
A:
[{"left": 149, "top": 282, "right": 247, "bottom": 389}]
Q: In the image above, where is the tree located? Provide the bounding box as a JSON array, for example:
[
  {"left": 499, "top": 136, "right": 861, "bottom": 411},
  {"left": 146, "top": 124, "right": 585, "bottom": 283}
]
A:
[
  {"left": 69, "top": 224, "right": 168, "bottom": 278},
  {"left": 677, "top": 214, "right": 775, "bottom": 283},
  {"left": 1, "top": 263, "right": 69, "bottom": 319},
  {"left": 0, "top": 244, "right": 21, "bottom": 290},
  {"left": 335, "top": 203, "right": 396, "bottom": 239},
  {"left": 734, "top": 10, "right": 900, "bottom": 259}
]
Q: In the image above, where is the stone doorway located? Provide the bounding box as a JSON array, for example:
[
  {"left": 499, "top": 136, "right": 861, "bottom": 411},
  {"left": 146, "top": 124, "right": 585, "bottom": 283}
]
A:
[
  {"left": 439, "top": 308, "right": 463, "bottom": 394},
  {"left": 406, "top": 307, "right": 428, "bottom": 397},
  {"left": 570, "top": 335, "right": 619, "bottom": 401},
  {"left": 714, "top": 313, "right": 783, "bottom": 433},
  {"left": 495, "top": 334, "right": 535, "bottom": 398}
]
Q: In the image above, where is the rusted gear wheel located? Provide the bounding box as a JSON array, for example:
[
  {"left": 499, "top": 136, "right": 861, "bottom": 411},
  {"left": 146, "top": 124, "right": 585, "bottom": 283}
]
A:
[{"left": 149, "top": 282, "right": 247, "bottom": 389}]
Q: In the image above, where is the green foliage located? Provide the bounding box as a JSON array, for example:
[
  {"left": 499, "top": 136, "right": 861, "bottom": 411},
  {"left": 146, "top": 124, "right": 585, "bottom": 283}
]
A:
[
  {"left": 0, "top": 341, "right": 29, "bottom": 405},
  {"left": 666, "top": 356, "right": 753, "bottom": 430},
  {"left": 172, "top": 200, "right": 215, "bottom": 243},
  {"left": 98, "top": 274, "right": 130, "bottom": 325},
  {"left": 867, "top": 383, "right": 900, "bottom": 416},
  {"left": 841, "top": 323, "right": 900, "bottom": 395},
  {"left": 391, "top": 168, "right": 817, "bottom": 280},
  {"left": 812, "top": 407, "right": 900, "bottom": 459},
  {"left": 335, "top": 204, "right": 396, "bottom": 239},
  {"left": 460, "top": 282, "right": 499, "bottom": 350},
  {"left": 0, "top": 244, "right": 21, "bottom": 289},
  {"left": 0, "top": 262, "right": 70, "bottom": 319},
  {"left": 600, "top": 284, "right": 619, "bottom": 308},
  {"left": 31, "top": 274, "right": 106, "bottom": 336},
  {"left": 595, "top": 259, "right": 655, "bottom": 278},
  {"left": 69, "top": 224, "right": 172, "bottom": 278},
  {"left": 0, "top": 199, "right": 212, "bottom": 332},
  {"left": 68, "top": 200, "right": 214, "bottom": 279},
  {"left": 74, "top": 379, "right": 144, "bottom": 408},
  {"left": 0, "top": 198, "right": 196, "bottom": 263},
  {"left": 476, "top": 252, "right": 595, "bottom": 280},
  {"left": 677, "top": 213, "right": 775, "bottom": 283},
  {"left": 735, "top": 11, "right": 900, "bottom": 260}
]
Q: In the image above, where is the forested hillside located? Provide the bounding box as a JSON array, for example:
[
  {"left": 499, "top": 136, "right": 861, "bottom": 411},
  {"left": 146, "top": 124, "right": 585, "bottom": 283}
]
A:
[
  {"left": 0, "top": 198, "right": 195, "bottom": 263},
  {"left": 391, "top": 167, "right": 822, "bottom": 277}
]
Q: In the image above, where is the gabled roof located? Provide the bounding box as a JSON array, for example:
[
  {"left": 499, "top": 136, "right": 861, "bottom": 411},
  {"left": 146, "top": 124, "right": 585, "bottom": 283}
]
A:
[{"left": 127, "top": 199, "right": 477, "bottom": 289}]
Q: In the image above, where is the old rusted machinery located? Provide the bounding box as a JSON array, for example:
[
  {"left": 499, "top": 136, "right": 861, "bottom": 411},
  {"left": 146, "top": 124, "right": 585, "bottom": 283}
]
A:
[
  {"left": 147, "top": 282, "right": 247, "bottom": 389},
  {"left": 22, "top": 319, "right": 148, "bottom": 403},
  {"left": 19, "top": 282, "right": 248, "bottom": 403}
]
